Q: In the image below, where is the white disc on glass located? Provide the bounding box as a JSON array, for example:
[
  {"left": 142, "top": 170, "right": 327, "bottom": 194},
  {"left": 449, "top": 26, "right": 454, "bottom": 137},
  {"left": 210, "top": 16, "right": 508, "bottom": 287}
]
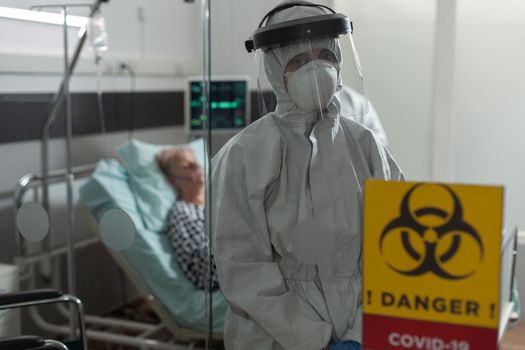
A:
[
  {"left": 16, "top": 202, "right": 50, "bottom": 242},
  {"left": 99, "top": 208, "right": 136, "bottom": 251},
  {"left": 289, "top": 218, "right": 335, "bottom": 265}
]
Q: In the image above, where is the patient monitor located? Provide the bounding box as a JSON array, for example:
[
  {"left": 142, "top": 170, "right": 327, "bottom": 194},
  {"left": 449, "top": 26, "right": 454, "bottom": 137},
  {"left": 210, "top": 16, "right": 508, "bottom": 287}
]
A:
[
  {"left": 185, "top": 76, "right": 250, "bottom": 155},
  {"left": 185, "top": 76, "right": 250, "bottom": 136}
]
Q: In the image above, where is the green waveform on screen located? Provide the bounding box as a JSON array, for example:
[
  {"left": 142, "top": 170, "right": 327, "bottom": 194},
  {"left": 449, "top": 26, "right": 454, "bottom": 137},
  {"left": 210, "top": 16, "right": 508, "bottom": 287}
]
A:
[
  {"left": 191, "top": 100, "right": 241, "bottom": 109},
  {"left": 210, "top": 101, "right": 240, "bottom": 109}
]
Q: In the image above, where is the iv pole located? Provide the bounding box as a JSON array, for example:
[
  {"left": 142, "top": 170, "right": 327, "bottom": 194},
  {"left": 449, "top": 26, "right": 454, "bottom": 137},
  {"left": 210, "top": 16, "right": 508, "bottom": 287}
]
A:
[{"left": 31, "top": 0, "right": 109, "bottom": 337}]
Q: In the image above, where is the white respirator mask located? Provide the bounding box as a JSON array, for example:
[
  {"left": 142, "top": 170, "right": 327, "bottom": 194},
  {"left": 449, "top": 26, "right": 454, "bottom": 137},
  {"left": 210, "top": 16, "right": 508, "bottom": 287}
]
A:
[{"left": 285, "top": 59, "right": 339, "bottom": 112}]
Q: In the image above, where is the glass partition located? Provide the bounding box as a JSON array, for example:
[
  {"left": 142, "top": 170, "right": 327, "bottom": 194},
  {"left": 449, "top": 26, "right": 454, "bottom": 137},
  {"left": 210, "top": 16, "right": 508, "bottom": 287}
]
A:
[
  {"left": 4, "top": 0, "right": 444, "bottom": 348},
  {"left": 9, "top": 0, "right": 217, "bottom": 347},
  {"left": 201, "top": 0, "right": 215, "bottom": 347}
]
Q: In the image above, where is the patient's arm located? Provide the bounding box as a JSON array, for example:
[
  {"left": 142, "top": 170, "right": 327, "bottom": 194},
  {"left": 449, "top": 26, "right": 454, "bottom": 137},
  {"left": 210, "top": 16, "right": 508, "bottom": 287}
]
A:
[{"left": 166, "top": 200, "right": 219, "bottom": 290}]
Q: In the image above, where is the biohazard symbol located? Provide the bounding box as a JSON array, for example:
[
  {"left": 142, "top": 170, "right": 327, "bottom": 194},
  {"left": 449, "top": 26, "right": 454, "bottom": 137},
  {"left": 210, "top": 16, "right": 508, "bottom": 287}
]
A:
[{"left": 379, "top": 184, "right": 484, "bottom": 280}]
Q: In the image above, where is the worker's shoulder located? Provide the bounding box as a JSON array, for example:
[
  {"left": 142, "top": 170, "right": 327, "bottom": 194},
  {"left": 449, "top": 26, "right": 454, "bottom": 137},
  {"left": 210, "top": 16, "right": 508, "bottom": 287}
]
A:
[
  {"left": 340, "top": 115, "right": 374, "bottom": 135},
  {"left": 213, "top": 113, "right": 280, "bottom": 160},
  {"left": 340, "top": 115, "right": 381, "bottom": 146},
  {"left": 241, "top": 113, "right": 279, "bottom": 133},
  {"left": 229, "top": 113, "right": 279, "bottom": 142}
]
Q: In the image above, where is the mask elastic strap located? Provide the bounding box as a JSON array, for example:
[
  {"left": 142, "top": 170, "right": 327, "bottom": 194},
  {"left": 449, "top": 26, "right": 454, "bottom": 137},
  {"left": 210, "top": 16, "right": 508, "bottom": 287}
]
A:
[{"left": 308, "top": 41, "right": 325, "bottom": 120}]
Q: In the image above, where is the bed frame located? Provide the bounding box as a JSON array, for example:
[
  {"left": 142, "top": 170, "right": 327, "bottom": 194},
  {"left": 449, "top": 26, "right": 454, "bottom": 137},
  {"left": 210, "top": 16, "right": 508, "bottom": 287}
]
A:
[{"left": 11, "top": 164, "right": 220, "bottom": 350}]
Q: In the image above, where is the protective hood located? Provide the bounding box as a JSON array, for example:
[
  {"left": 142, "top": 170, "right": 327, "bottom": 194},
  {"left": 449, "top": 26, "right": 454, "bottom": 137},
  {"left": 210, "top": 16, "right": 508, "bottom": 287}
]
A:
[{"left": 262, "top": 1, "right": 343, "bottom": 124}]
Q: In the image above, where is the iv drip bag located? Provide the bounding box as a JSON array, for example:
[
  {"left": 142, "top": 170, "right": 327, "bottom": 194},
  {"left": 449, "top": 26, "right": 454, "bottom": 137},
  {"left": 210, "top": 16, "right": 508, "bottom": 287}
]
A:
[{"left": 88, "top": 11, "right": 108, "bottom": 53}]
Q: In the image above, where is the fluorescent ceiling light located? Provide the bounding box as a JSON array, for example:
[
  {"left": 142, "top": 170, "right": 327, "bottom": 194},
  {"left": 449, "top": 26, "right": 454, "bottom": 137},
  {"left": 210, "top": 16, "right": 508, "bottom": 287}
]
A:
[{"left": 0, "top": 6, "right": 88, "bottom": 28}]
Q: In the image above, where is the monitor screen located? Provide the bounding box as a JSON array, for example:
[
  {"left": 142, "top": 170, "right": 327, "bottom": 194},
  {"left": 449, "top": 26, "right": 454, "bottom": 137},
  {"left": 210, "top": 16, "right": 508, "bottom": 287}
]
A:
[{"left": 188, "top": 79, "right": 249, "bottom": 132}]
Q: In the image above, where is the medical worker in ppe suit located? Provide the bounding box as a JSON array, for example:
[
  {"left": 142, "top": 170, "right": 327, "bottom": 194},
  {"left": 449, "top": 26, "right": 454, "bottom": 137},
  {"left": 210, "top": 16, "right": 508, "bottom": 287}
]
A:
[{"left": 211, "top": 1, "right": 404, "bottom": 349}]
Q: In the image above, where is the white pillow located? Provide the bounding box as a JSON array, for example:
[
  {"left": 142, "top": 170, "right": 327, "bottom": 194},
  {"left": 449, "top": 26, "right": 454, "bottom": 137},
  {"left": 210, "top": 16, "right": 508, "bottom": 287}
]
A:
[{"left": 116, "top": 138, "right": 205, "bottom": 232}]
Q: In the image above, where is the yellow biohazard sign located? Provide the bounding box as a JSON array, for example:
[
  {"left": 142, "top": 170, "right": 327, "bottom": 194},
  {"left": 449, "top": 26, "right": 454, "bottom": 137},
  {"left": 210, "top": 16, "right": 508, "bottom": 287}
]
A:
[{"left": 363, "top": 181, "right": 503, "bottom": 329}]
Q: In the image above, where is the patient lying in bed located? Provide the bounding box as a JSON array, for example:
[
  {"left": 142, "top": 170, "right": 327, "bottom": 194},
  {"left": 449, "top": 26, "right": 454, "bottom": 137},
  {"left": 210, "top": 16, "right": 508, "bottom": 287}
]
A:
[{"left": 157, "top": 146, "right": 219, "bottom": 290}]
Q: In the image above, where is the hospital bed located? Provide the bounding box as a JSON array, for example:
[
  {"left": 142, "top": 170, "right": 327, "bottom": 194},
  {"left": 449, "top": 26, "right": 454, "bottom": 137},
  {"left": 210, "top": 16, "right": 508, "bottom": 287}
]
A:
[
  {"left": 79, "top": 138, "right": 227, "bottom": 348},
  {"left": 12, "top": 138, "right": 226, "bottom": 349}
]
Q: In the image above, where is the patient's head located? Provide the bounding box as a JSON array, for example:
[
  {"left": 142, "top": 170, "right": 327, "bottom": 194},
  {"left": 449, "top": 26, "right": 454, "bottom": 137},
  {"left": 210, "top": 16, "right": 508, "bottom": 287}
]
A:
[{"left": 157, "top": 147, "right": 204, "bottom": 206}]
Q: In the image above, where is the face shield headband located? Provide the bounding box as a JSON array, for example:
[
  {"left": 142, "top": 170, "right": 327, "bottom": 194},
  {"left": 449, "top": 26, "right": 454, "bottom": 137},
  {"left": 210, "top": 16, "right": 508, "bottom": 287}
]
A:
[{"left": 245, "top": 1, "right": 352, "bottom": 53}]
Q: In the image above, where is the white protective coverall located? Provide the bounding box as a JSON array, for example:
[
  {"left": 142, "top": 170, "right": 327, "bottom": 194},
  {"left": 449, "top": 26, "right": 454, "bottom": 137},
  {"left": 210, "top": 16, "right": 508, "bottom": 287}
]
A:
[
  {"left": 211, "top": 3, "right": 404, "bottom": 350},
  {"left": 339, "top": 86, "right": 389, "bottom": 146}
]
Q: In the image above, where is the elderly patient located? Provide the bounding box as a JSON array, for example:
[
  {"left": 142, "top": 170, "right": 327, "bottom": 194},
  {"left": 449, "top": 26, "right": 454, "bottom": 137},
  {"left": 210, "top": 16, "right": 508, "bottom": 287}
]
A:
[{"left": 157, "top": 146, "right": 218, "bottom": 290}]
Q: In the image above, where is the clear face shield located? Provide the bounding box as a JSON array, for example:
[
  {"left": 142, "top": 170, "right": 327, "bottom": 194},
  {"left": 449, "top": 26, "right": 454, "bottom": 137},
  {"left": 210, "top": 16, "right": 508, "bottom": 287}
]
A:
[{"left": 247, "top": 4, "right": 368, "bottom": 120}]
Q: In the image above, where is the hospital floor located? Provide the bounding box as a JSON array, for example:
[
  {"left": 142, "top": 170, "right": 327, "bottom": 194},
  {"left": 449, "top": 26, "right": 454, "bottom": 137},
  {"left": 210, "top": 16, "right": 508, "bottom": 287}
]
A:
[
  {"left": 86, "top": 326, "right": 525, "bottom": 350},
  {"left": 87, "top": 298, "right": 224, "bottom": 350},
  {"left": 86, "top": 322, "right": 525, "bottom": 350},
  {"left": 86, "top": 298, "right": 525, "bottom": 349},
  {"left": 501, "top": 321, "right": 525, "bottom": 349}
]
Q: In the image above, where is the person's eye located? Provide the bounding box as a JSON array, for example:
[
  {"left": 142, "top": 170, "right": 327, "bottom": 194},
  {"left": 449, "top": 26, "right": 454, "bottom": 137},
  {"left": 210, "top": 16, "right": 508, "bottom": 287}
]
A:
[
  {"left": 292, "top": 54, "right": 309, "bottom": 67},
  {"left": 320, "top": 50, "right": 337, "bottom": 63}
]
